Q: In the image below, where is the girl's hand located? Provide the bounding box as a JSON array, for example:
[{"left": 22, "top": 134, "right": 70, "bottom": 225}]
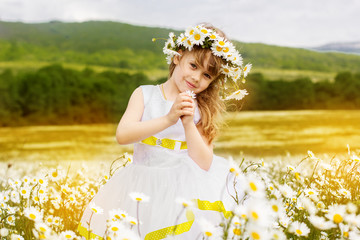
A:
[{"left": 166, "top": 92, "right": 195, "bottom": 125}]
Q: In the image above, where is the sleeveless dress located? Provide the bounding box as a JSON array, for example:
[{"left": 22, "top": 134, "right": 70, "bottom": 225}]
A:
[{"left": 78, "top": 85, "right": 240, "bottom": 239}]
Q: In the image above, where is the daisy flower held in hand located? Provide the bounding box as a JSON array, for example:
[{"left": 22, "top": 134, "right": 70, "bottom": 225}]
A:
[{"left": 185, "top": 90, "right": 196, "bottom": 99}]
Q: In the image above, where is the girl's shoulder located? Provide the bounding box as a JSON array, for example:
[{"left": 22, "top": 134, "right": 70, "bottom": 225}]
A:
[{"left": 138, "top": 84, "right": 158, "bottom": 106}]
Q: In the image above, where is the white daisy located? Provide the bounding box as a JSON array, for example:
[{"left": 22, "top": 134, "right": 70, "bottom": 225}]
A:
[
  {"left": 108, "top": 221, "right": 125, "bottom": 234},
  {"left": 129, "top": 192, "right": 150, "bottom": 203},
  {"left": 185, "top": 90, "right": 196, "bottom": 99},
  {"left": 24, "top": 206, "right": 43, "bottom": 222},
  {"left": 225, "top": 89, "right": 249, "bottom": 101},
  {"left": 309, "top": 215, "right": 336, "bottom": 230},
  {"left": 175, "top": 197, "right": 194, "bottom": 208},
  {"left": 189, "top": 27, "right": 206, "bottom": 45},
  {"left": 326, "top": 204, "right": 347, "bottom": 224},
  {"left": 89, "top": 202, "right": 104, "bottom": 215},
  {"left": 289, "top": 221, "right": 310, "bottom": 237},
  {"left": 247, "top": 223, "right": 269, "bottom": 240},
  {"left": 338, "top": 188, "right": 351, "bottom": 199},
  {"left": 60, "top": 230, "right": 76, "bottom": 240},
  {"left": 243, "top": 63, "right": 252, "bottom": 77},
  {"left": 10, "top": 234, "right": 24, "bottom": 240},
  {"left": 109, "top": 208, "right": 128, "bottom": 221},
  {"left": 244, "top": 174, "right": 266, "bottom": 198},
  {"left": 198, "top": 218, "right": 220, "bottom": 239}
]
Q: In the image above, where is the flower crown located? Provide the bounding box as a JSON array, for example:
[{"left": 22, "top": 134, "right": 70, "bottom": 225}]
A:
[{"left": 154, "top": 24, "right": 251, "bottom": 101}]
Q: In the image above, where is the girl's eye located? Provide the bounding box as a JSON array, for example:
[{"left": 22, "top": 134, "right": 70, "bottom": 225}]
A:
[
  {"left": 204, "top": 73, "right": 212, "bottom": 79},
  {"left": 190, "top": 63, "right": 197, "bottom": 69}
]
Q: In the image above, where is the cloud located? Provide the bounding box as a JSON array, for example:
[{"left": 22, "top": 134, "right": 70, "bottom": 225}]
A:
[{"left": 0, "top": 0, "right": 359, "bottom": 47}]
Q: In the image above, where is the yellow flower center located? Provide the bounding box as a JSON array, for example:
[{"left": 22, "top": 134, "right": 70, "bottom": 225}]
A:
[
  {"left": 201, "top": 29, "right": 208, "bottom": 34},
  {"left": 296, "top": 229, "right": 302, "bottom": 235},
  {"left": 65, "top": 234, "right": 72, "bottom": 239},
  {"left": 251, "top": 232, "right": 260, "bottom": 240},
  {"left": 52, "top": 172, "right": 58, "bottom": 178},
  {"left": 223, "top": 47, "right": 229, "bottom": 53},
  {"left": 135, "top": 197, "right": 142, "bottom": 201},
  {"left": 187, "top": 40, "right": 192, "bottom": 45},
  {"left": 8, "top": 216, "right": 13, "bottom": 221},
  {"left": 29, "top": 213, "right": 36, "bottom": 220},
  {"left": 333, "top": 214, "right": 343, "bottom": 223},
  {"left": 39, "top": 227, "right": 47, "bottom": 232},
  {"left": 189, "top": 30, "right": 194, "bottom": 35},
  {"left": 34, "top": 196, "right": 39, "bottom": 201},
  {"left": 244, "top": 66, "right": 247, "bottom": 71},
  {"left": 22, "top": 190, "right": 27, "bottom": 194},
  {"left": 47, "top": 218, "right": 52, "bottom": 223},
  {"left": 210, "top": 34, "right": 217, "bottom": 39},
  {"left": 115, "top": 214, "right": 121, "bottom": 219},
  {"left": 233, "top": 228, "right": 241, "bottom": 236},
  {"left": 194, "top": 34, "right": 201, "bottom": 41},
  {"left": 272, "top": 205, "right": 279, "bottom": 212},
  {"left": 216, "top": 46, "right": 222, "bottom": 52},
  {"left": 130, "top": 221, "right": 137, "bottom": 225},
  {"left": 219, "top": 41, "right": 225, "bottom": 46},
  {"left": 250, "top": 182, "right": 257, "bottom": 191},
  {"left": 111, "top": 226, "right": 119, "bottom": 231},
  {"left": 91, "top": 208, "right": 98, "bottom": 213},
  {"left": 205, "top": 231, "right": 212, "bottom": 237},
  {"left": 39, "top": 189, "right": 44, "bottom": 194},
  {"left": 251, "top": 211, "right": 259, "bottom": 220},
  {"left": 39, "top": 179, "right": 44, "bottom": 184}
]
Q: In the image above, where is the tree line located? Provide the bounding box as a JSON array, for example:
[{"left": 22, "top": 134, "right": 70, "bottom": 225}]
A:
[{"left": 0, "top": 64, "right": 359, "bottom": 126}]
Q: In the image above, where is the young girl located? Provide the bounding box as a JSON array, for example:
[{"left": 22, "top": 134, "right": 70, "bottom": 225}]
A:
[{"left": 78, "top": 24, "right": 249, "bottom": 239}]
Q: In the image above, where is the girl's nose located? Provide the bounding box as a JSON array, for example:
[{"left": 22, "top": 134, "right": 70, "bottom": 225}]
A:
[{"left": 192, "top": 70, "right": 201, "bottom": 82}]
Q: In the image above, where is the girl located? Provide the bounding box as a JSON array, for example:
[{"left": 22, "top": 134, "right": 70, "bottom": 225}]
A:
[{"left": 78, "top": 24, "right": 249, "bottom": 239}]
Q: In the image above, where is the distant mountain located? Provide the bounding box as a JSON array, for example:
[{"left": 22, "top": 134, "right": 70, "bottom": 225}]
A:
[
  {"left": 313, "top": 41, "right": 360, "bottom": 55},
  {"left": 1, "top": 21, "right": 360, "bottom": 73}
]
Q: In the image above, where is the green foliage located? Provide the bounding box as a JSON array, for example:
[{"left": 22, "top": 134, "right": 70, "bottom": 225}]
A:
[
  {"left": 239, "top": 71, "right": 360, "bottom": 110},
  {"left": 0, "top": 64, "right": 152, "bottom": 126}
]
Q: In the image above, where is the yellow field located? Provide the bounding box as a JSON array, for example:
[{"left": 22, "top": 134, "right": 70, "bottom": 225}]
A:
[{"left": 1, "top": 110, "right": 359, "bottom": 163}]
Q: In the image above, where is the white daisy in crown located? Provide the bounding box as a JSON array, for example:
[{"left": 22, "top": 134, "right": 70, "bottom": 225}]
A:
[{"left": 154, "top": 24, "right": 252, "bottom": 101}]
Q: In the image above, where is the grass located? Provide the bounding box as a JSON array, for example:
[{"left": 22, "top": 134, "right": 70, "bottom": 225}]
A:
[
  {"left": 253, "top": 67, "right": 336, "bottom": 82},
  {"left": 0, "top": 61, "right": 337, "bottom": 82},
  {"left": 1, "top": 110, "right": 359, "bottom": 163},
  {"left": 0, "top": 61, "right": 168, "bottom": 81}
]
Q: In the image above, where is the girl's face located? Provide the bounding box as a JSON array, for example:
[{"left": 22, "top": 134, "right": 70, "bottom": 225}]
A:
[{"left": 171, "top": 51, "right": 215, "bottom": 94}]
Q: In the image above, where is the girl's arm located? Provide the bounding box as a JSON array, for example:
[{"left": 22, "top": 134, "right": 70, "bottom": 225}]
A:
[
  {"left": 116, "top": 87, "right": 194, "bottom": 144},
  {"left": 183, "top": 120, "right": 213, "bottom": 171},
  {"left": 181, "top": 98, "right": 213, "bottom": 171}
]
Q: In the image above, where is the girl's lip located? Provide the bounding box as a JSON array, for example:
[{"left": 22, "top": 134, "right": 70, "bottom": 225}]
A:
[{"left": 185, "top": 81, "right": 196, "bottom": 88}]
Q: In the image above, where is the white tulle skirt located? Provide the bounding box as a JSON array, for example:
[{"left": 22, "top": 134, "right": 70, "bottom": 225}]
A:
[{"left": 78, "top": 152, "right": 239, "bottom": 239}]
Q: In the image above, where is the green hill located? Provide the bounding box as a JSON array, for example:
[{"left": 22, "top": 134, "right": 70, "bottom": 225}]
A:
[{"left": 1, "top": 20, "right": 360, "bottom": 80}]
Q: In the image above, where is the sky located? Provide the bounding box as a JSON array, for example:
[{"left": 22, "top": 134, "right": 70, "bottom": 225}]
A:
[{"left": 0, "top": 0, "right": 359, "bottom": 48}]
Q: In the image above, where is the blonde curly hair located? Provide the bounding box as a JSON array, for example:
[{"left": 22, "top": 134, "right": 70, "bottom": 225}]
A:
[{"left": 168, "top": 25, "right": 227, "bottom": 143}]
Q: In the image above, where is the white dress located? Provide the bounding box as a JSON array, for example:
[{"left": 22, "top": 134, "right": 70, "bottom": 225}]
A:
[{"left": 78, "top": 85, "right": 239, "bottom": 239}]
